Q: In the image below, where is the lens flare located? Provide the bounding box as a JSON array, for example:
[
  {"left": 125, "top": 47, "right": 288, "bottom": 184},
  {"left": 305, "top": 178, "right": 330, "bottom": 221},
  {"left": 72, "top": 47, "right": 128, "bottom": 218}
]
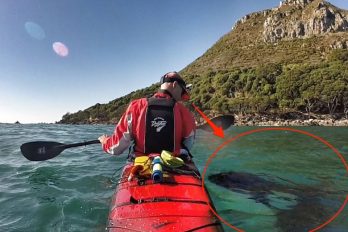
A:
[
  {"left": 24, "top": 21, "right": 46, "bottom": 40},
  {"left": 52, "top": 42, "right": 69, "bottom": 57}
]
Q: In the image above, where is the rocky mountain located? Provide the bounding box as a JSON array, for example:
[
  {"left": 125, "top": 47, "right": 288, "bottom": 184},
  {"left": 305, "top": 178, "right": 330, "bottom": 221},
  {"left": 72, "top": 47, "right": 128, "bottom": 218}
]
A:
[
  {"left": 264, "top": 0, "right": 348, "bottom": 43},
  {"left": 59, "top": 0, "right": 348, "bottom": 124},
  {"left": 182, "top": 0, "right": 348, "bottom": 74}
]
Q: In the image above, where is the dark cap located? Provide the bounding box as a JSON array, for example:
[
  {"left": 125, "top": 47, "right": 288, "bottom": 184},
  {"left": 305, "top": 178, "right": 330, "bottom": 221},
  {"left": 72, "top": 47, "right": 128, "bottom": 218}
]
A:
[{"left": 160, "top": 71, "right": 191, "bottom": 101}]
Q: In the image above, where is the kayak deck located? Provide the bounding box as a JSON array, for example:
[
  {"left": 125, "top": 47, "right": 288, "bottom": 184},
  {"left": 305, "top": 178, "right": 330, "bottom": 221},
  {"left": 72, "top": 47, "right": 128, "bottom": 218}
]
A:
[{"left": 107, "top": 162, "right": 224, "bottom": 232}]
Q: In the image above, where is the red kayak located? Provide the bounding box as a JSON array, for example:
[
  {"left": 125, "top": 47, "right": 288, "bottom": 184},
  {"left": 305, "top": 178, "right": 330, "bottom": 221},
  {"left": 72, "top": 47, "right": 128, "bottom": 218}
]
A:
[{"left": 107, "top": 161, "right": 224, "bottom": 232}]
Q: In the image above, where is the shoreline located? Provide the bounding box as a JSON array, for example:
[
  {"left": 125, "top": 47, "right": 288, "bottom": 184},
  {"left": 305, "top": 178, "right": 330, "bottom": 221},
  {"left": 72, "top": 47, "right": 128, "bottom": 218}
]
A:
[{"left": 233, "top": 113, "right": 348, "bottom": 126}]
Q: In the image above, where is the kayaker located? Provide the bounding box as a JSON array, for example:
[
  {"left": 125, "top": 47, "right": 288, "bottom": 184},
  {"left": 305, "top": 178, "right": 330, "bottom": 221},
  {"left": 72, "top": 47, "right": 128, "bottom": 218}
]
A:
[{"left": 98, "top": 71, "right": 196, "bottom": 159}]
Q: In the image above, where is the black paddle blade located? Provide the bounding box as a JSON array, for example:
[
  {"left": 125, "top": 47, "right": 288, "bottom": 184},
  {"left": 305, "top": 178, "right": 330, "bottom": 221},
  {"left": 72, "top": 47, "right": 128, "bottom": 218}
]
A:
[
  {"left": 197, "top": 115, "right": 235, "bottom": 131},
  {"left": 20, "top": 141, "right": 65, "bottom": 161}
]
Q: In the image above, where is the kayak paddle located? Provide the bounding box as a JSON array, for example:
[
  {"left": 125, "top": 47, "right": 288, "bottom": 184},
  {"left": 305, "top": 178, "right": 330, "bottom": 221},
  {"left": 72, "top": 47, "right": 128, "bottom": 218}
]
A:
[
  {"left": 196, "top": 114, "right": 234, "bottom": 131},
  {"left": 20, "top": 140, "right": 100, "bottom": 161},
  {"left": 20, "top": 115, "right": 234, "bottom": 161}
]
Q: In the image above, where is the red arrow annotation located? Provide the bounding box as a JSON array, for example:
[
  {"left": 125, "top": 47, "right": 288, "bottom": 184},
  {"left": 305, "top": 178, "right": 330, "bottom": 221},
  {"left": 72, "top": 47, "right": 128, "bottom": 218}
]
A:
[{"left": 191, "top": 103, "right": 224, "bottom": 138}]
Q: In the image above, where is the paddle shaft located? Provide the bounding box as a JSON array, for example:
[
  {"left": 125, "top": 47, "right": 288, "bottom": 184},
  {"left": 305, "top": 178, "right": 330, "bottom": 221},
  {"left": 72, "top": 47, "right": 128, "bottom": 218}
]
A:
[{"left": 59, "top": 139, "right": 100, "bottom": 149}]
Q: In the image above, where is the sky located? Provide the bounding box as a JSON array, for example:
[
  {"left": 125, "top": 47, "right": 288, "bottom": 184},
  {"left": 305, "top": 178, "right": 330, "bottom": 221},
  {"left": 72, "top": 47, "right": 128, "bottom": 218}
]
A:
[{"left": 1, "top": 0, "right": 347, "bottom": 123}]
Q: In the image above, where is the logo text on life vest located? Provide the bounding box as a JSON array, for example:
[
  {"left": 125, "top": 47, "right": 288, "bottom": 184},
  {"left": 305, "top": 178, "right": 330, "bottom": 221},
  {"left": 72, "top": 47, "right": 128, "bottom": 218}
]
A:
[{"left": 151, "top": 117, "right": 167, "bottom": 132}]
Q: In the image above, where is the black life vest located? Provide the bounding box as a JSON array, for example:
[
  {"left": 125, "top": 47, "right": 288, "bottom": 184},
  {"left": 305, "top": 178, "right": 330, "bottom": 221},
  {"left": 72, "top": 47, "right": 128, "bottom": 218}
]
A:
[{"left": 144, "top": 97, "right": 176, "bottom": 154}]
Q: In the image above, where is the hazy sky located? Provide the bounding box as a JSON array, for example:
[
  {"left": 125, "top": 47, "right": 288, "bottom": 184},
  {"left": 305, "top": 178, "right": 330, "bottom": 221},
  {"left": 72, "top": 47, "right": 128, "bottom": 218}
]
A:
[{"left": 1, "top": 0, "right": 347, "bottom": 123}]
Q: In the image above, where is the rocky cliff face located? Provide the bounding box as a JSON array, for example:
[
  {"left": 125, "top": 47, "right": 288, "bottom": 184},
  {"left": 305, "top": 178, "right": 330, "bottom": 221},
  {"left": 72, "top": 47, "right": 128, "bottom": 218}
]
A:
[
  {"left": 263, "top": 0, "right": 348, "bottom": 43},
  {"left": 280, "top": 0, "right": 315, "bottom": 7}
]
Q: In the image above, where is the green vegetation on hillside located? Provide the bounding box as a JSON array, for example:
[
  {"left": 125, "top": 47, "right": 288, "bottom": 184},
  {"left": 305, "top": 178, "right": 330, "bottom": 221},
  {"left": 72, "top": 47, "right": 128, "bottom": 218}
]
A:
[{"left": 187, "top": 49, "right": 347, "bottom": 117}]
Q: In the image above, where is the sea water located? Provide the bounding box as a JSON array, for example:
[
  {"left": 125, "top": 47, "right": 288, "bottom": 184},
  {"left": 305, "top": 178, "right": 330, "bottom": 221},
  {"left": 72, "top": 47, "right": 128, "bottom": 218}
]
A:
[{"left": 0, "top": 124, "right": 347, "bottom": 232}]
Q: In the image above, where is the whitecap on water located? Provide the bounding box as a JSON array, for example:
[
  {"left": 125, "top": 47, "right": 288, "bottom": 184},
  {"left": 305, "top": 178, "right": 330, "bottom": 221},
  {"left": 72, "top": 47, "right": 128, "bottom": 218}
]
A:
[
  {"left": 24, "top": 21, "right": 46, "bottom": 40},
  {"left": 52, "top": 42, "right": 69, "bottom": 57}
]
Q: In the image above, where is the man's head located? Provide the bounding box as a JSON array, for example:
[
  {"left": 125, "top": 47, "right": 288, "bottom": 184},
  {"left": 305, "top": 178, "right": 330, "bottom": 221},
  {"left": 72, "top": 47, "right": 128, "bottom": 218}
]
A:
[{"left": 160, "top": 72, "right": 191, "bottom": 101}]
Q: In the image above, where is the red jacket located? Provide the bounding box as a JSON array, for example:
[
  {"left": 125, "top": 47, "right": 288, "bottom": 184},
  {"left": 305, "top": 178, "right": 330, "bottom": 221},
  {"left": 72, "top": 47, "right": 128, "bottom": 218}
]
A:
[{"left": 102, "top": 92, "right": 196, "bottom": 156}]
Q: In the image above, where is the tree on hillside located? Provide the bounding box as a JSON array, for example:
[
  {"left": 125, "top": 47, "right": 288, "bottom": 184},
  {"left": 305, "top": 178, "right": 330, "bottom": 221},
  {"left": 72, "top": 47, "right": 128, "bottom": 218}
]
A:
[
  {"left": 299, "top": 71, "right": 322, "bottom": 118},
  {"left": 255, "top": 63, "right": 282, "bottom": 85},
  {"left": 276, "top": 66, "right": 303, "bottom": 109},
  {"left": 301, "top": 90, "right": 318, "bottom": 119},
  {"left": 321, "top": 79, "right": 346, "bottom": 117},
  {"left": 343, "top": 93, "right": 348, "bottom": 119}
]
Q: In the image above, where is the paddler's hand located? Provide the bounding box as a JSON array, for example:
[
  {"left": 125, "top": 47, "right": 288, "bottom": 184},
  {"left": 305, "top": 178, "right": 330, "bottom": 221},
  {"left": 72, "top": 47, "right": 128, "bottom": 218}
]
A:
[
  {"left": 180, "top": 149, "right": 192, "bottom": 162},
  {"left": 98, "top": 134, "right": 109, "bottom": 145}
]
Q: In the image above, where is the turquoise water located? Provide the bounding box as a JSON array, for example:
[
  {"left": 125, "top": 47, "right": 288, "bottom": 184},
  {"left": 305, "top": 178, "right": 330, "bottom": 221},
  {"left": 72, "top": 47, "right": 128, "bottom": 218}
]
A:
[{"left": 0, "top": 124, "right": 347, "bottom": 232}]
